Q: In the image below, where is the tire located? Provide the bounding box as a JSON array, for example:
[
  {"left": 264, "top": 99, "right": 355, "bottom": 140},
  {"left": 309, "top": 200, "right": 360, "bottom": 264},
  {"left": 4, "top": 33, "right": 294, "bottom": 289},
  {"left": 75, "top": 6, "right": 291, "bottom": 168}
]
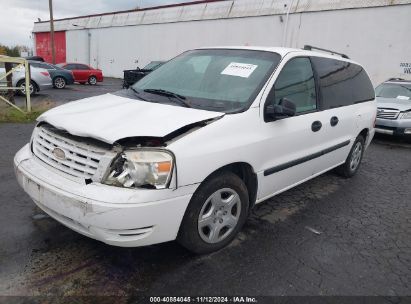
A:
[
  {"left": 336, "top": 135, "right": 365, "bottom": 178},
  {"left": 177, "top": 171, "right": 249, "bottom": 254},
  {"left": 53, "top": 76, "right": 66, "bottom": 89},
  {"left": 16, "top": 79, "right": 36, "bottom": 96},
  {"left": 88, "top": 76, "right": 97, "bottom": 85}
]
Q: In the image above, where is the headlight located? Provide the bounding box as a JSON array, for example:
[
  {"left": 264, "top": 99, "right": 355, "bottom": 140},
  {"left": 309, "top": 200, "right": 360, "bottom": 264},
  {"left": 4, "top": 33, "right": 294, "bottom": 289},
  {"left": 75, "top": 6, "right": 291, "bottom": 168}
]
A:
[
  {"left": 103, "top": 150, "right": 174, "bottom": 189},
  {"left": 400, "top": 111, "right": 411, "bottom": 119}
]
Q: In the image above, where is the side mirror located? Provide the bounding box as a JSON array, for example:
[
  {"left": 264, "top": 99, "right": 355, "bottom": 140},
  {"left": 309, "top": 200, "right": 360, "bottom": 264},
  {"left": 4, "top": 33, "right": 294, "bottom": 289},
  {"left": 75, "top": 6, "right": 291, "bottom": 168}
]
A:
[{"left": 265, "top": 98, "right": 296, "bottom": 120}]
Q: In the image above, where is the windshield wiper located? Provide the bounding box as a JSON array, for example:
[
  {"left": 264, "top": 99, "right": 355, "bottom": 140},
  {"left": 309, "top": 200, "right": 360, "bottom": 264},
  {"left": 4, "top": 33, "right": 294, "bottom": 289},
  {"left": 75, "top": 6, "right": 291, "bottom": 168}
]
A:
[
  {"left": 130, "top": 87, "right": 147, "bottom": 101},
  {"left": 143, "top": 88, "right": 192, "bottom": 108},
  {"left": 398, "top": 85, "right": 411, "bottom": 92}
]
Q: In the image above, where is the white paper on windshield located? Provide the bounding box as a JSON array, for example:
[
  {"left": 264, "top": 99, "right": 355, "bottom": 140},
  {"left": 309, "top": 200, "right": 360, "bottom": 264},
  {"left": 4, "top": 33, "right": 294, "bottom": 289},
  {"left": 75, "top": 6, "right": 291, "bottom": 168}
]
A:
[
  {"left": 221, "top": 62, "right": 258, "bottom": 78},
  {"left": 397, "top": 95, "right": 410, "bottom": 100}
]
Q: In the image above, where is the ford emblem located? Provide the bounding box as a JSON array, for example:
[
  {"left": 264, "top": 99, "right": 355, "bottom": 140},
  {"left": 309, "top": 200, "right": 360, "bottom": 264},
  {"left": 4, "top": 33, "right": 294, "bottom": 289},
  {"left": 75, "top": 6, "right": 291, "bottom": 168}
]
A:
[{"left": 52, "top": 147, "right": 66, "bottom": 160}]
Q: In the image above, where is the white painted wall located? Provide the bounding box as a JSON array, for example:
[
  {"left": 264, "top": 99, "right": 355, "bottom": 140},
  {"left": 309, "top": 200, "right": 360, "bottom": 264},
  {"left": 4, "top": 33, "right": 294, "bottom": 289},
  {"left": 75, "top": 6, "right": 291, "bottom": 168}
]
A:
[{"left": 66, "top": 4, "right": 411, "bottom": 84}]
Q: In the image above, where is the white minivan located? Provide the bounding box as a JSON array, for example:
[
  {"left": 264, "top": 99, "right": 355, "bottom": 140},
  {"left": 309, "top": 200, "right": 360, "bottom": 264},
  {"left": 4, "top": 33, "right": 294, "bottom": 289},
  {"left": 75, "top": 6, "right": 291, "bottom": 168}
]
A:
[{"left": 14, "top": 46, "right": 376, "bottom": 253}]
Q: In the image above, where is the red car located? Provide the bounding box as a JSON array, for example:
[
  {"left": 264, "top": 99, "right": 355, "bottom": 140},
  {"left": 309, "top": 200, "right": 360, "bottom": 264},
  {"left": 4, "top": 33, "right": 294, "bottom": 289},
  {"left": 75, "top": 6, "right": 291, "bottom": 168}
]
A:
[{"left": 57, "top": 63, "right": 103, "bottom": 85}]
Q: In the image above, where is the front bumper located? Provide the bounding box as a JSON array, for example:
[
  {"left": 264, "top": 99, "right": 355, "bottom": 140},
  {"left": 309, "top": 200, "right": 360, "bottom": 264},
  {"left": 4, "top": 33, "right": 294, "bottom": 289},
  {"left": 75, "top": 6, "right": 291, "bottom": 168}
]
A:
[
  {"left": 375, "top": 118, "right": 411, "bottom": 136},
  {"left": 14, "top": 144, "right": 197, "bottom": 247}
]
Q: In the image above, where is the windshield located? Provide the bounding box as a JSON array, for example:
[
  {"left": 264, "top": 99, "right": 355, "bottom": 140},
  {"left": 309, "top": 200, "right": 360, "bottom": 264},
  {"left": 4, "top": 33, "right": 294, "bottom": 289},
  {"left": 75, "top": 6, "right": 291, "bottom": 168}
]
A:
[
  {"left": 143, "top": 61, "right": 164, "bottom": 70},
  {"left": 375, "top": 83, "right": 411, "bottom": 100},
  {"left": 132, "top": 49, "right": 281, "bottom": 113}
]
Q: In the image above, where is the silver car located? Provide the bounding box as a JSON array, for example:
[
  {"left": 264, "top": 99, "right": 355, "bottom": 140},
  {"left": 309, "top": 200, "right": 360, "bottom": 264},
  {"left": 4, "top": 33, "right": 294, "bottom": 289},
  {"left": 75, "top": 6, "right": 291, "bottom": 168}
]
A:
[
  {"left": 375, "top": 79, "right": 411, "bottom": 136},
  {"left": 0, "top": 65, "right": 53, "bottom": 95}
]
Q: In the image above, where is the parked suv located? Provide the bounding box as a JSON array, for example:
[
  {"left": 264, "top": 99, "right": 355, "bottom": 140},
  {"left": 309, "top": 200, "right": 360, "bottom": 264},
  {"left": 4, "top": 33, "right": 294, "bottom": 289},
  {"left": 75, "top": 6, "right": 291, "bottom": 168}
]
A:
[
  {"left": 14, "top": 46, "right": 376, "bottom": 253},
  {"left": 375, "top": 78, "right": 411, "bottom": 136}
]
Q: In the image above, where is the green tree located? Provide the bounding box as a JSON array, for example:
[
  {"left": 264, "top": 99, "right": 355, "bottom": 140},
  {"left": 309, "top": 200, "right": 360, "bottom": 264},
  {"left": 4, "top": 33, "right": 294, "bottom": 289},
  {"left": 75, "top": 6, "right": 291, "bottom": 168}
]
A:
[
  {"left": 0, "top": 45, "right": 7, "bottom": 55},
  {"left": 0, "top": 44, "right": 21, "bottom": 57}
]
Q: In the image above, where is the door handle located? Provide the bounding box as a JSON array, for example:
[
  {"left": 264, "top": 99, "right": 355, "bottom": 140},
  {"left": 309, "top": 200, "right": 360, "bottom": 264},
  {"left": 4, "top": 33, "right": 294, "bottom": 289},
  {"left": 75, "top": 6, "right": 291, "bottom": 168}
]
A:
[
  {"left": 311, "top": 121, "right": 322, "bottom": 132},
  {"left": 330, "top": 116, "right": 339, "bottom": 127}
]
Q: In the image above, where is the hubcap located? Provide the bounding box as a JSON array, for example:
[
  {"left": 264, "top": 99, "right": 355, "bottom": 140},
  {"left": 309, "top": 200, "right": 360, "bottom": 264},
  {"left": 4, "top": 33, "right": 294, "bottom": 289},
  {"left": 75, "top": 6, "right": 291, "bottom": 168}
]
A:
[
  {"left": 55, "top": 78, "right": 65, "bottom": 88},
  {"left": 350, "top": 141, "right": 363, "bottom": 171},
  {"left": 20, "top": 83, "right": 34, "bottom": 95},
  {"left": 198, "top": 188, "right": 241, "bottom": 244},
  {"left": 89, "top": 77, "right": 97, "bottom": 84}
]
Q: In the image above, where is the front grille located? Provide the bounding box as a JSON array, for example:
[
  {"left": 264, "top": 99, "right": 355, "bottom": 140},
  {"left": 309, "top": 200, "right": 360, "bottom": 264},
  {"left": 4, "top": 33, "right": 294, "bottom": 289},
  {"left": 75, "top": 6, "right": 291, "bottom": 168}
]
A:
[
  {"left": 377, "top": 108, "right": 400, "bottom": 120},
  {"left": 32, "top": 125, "right": 108, "bottom": 179}
]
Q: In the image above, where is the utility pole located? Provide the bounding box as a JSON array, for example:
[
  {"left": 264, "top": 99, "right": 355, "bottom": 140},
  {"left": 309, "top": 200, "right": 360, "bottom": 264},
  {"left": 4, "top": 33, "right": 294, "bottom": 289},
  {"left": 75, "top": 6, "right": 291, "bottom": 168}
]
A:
[{"left": 48, "top": 0, "right": 56, "bottom": 64}]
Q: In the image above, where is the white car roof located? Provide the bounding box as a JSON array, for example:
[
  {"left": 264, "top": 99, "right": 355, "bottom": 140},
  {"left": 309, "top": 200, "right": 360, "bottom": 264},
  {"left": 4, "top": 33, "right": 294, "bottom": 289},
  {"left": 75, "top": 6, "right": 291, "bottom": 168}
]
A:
[
  {"left": 196, "top": 46, "right": 358, "bottom": 65},
  {"left": 385, "top": 81, "right": 411, "bottom": 85}
]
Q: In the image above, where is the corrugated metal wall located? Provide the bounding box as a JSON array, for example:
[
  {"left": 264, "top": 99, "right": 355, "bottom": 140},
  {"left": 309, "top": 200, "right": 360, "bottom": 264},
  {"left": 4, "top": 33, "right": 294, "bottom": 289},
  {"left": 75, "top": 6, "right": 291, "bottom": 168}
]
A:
[
  {"left": 33, "top": 0, "right": 411, "bottom": 84},
  {"left": 33, "top": 0, "right": 411, "bottom": 31}
]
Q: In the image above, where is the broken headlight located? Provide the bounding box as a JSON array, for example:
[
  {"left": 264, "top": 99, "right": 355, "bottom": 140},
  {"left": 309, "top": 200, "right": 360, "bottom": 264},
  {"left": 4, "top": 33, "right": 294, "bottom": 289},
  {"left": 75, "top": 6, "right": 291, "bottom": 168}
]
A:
[{"left": 103, "top": 150, "right": 174, "bottom": 189}]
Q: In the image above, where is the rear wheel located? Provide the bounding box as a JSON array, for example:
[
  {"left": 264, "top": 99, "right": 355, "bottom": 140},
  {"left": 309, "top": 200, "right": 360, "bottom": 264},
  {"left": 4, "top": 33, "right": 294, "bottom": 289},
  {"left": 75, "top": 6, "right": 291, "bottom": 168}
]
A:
[
  {"left": 88, "top": 76, "right": 97, "bottom": 85},
  {"left": 16, "top": 79, "right": 36, "bottom": 96},
  {"left": 336, "top": 135, "right": 365, "bottom": 178},
  {"left": 53, "top": 76, "right": 66, "bottom": 89},
  {"left": 178, "top": 172, "right": 249, "bottom": 254}
]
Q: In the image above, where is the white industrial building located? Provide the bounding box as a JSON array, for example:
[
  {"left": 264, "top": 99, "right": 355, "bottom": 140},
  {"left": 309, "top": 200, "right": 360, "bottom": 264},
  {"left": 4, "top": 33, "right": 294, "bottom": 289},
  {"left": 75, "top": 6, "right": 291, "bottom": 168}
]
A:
[{"left": 32, "top": 0, "right": 411, "bottom": 84}]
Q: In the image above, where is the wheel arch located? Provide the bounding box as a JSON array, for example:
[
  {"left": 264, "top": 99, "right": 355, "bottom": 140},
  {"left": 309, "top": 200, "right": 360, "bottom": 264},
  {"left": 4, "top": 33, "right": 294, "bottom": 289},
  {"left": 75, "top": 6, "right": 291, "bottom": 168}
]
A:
[
  {"left": 199, "top": 162, "right": 258, "bottom": 209},
  {"left": 16, "top": 78, "right": 39, "bottom": 92},
  {"left": 53, "top": 75, "right": 67, "bottom": 82},
  {"left": 358, "top": 128, "right": 369, "bottom": 141}
]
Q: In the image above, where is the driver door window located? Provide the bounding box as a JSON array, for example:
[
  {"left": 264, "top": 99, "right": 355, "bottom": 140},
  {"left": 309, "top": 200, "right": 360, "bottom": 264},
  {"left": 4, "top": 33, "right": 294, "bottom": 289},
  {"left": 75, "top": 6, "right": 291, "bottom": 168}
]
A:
[{"left": 272, "top": 57, "right": 317, "bottom": 113}]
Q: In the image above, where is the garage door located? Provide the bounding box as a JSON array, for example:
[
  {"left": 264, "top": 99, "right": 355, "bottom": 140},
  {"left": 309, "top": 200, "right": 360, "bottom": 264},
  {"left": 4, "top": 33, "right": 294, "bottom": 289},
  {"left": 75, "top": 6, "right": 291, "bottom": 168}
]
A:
[{"left": 35, "top": 31, "right": 66, "bottom": 64}]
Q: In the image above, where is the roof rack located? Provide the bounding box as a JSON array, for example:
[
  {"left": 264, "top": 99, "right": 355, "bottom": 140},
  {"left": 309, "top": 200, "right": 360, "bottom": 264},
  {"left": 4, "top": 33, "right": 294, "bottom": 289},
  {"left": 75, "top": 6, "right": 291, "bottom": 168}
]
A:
[
  {"left": 303, "top": 45, "right": 349, "bottom": 59},
  {"left": 387, "top": 77, "right": 405, "bottom": 81}
]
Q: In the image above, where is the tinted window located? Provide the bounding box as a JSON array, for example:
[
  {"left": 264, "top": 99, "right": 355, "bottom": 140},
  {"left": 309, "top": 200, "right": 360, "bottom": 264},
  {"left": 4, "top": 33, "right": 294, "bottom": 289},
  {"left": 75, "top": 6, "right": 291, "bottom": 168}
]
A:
[
  {"left": 271, "top": 57, "right": 317, "bottom": 113},
  {"left": 64, "top": 64, "right": 76, "bottom": 70},
  {"left": 76, "top": 64, "right": 89, "bottom": 70},
  {"left": 311, "top": 57, "right": 374, "bottom": 109}
]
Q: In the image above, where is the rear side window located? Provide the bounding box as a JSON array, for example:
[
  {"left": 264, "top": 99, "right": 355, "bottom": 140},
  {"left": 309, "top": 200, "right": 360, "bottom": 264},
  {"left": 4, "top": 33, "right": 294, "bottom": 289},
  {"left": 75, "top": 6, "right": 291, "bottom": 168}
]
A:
[
  {"left": 311, "top": 57, "right": 374, "bottom": 109},
  {"left": 76, "top": 64, "right": 89, "bottom": 70},
  {"left": 64, "top": 64, "right": 76, "bottom": 70}
]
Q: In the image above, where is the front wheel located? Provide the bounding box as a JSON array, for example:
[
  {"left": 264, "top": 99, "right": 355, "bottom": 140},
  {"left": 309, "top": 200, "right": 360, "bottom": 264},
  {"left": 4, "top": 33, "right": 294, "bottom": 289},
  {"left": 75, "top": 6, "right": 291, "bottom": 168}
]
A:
[
  {"left": 178, "top": 172, "right": 249, "bottom": 254},
  {"left": 88, "top": 76, "right": 97, "bottom": 85},
  {"left": 336, "top": 135, "right": 365, "bottom": 178}
]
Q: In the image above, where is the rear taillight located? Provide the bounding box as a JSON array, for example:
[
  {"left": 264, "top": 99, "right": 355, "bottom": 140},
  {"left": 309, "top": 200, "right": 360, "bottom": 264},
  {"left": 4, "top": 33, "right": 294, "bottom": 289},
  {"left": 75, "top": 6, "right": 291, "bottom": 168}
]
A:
[{"left": 40, "top": 71, "right": 49, "bottom": 77}]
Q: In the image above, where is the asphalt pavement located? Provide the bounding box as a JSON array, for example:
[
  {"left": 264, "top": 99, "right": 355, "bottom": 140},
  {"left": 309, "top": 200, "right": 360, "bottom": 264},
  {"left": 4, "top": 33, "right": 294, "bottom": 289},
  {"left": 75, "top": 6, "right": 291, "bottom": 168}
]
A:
[
  {"left": 0, "top": 81, "right": 410, "bottom": 299},
  {"left": 12, "top": 77, "right": 123, "bottom": 108}
]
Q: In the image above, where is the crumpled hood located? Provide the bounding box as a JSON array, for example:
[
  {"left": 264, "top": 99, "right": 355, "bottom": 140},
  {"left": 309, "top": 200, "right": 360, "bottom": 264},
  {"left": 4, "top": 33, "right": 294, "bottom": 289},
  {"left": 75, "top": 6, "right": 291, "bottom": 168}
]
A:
[
  {"left": 38, "top": 93, "right": 224, "bottom": 144},
  {"left": 376, "top": 97, "right": 411, "bottom": 112}
]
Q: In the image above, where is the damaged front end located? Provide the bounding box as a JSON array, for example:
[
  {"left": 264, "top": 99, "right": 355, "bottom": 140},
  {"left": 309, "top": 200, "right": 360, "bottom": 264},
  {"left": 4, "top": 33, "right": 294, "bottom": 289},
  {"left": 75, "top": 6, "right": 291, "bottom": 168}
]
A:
[
  {"left": 32, "top": 117, "right": 220, "bottom": 190},
  {"left": 103, "top": 117, "right": 221, "bottom": 189}
]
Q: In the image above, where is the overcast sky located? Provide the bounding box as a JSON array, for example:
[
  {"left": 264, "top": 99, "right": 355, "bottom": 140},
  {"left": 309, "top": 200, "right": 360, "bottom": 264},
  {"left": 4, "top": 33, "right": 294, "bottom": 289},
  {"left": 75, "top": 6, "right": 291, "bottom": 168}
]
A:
[{"left": 0, "top": 0, "right": 192, "bottom": 47}]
